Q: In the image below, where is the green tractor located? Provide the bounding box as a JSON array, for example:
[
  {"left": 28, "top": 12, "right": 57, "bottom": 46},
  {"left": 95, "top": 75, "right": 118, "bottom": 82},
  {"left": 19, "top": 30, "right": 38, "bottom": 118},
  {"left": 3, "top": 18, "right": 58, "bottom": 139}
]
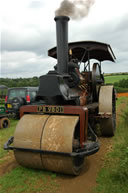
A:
[{"left": 0, "top": 85, "right": 10, "bottom": 129}]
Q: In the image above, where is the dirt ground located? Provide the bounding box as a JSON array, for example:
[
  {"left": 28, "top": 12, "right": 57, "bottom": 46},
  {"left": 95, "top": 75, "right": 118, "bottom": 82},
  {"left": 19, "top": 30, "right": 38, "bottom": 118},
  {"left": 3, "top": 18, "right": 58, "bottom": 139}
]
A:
[
  {"left": 117, "top": 92, "right": 128, "bottom": 97},
  {"left": 0, "top": 153, "right": 18, "bottom": 176},
  {"left": 55, "top": 100, "right": 127, "bottom": 193},
  {"left": 0, "top": 102, "right": 124, "bottom": 193},
  {"left": 55, "top": 137, "right": 112, "bottom": 193}
]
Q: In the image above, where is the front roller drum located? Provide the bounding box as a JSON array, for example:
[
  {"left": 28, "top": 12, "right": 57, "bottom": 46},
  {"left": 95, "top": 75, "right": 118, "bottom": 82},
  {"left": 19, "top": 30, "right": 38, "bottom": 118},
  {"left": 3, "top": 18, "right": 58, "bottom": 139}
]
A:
[{"left": 14, "top": 114, "right": 84, "bottom": 175}]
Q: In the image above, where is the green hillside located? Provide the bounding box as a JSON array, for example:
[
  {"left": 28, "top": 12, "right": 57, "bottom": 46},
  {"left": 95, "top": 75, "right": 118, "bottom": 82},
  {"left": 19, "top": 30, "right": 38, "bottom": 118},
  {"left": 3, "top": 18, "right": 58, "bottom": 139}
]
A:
[
  {"left": 104, "top": 75, "right": 128, "bottom": 84},
  {"left": 104, "top": 74, "right": 128, "bottom": 93}
]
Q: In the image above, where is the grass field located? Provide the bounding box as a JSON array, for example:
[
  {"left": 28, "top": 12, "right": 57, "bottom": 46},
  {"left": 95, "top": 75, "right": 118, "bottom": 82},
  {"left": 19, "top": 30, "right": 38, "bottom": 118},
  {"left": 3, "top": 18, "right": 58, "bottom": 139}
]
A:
[
  {"left": 104, "top": 74, "right": 128, "bottom": 93},
  {"left": 0, "top": 120, "right": 17, "bottom": 161},
  {"left": 96, "top": 97, "right": 128, "bottom": 193},
  {"left": 0, "top": 167, "right": 58, "bottom": 193},
  {"left": 104, "top": 74, "right": 128, "bottom": 84},
  {"left": 0, "top": 119, "right": 59, "bottom": 193}
]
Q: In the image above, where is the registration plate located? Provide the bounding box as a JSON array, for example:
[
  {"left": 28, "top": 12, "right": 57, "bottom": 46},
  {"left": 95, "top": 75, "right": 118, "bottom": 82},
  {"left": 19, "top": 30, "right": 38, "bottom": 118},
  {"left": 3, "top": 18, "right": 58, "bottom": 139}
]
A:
[
  {"left": 37, "top": 106, "right": 64, "bottom": 113},
  {"left": 7, "top": 104, "right": 12, "bottom": 108}
]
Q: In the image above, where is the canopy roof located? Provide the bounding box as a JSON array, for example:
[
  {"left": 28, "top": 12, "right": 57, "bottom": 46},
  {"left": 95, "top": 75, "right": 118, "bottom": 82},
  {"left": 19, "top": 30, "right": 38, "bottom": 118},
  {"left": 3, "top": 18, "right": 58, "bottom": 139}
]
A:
[{"left": 48, "top": 41, "right": 116, "bottom": 63}]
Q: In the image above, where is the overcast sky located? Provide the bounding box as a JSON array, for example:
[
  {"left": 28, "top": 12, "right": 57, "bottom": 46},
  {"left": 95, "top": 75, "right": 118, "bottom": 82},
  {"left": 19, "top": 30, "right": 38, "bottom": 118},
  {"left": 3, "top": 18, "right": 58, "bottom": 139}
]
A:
[{"left": 0, "top": 0, "right": 128, "bottom": 78}]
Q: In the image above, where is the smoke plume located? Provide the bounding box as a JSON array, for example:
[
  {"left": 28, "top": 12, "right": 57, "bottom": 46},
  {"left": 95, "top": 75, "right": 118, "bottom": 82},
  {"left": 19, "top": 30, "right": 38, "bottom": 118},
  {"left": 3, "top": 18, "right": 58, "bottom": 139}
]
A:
[{"left": 55, "top": 0, "right": 95, "bottom": 20}]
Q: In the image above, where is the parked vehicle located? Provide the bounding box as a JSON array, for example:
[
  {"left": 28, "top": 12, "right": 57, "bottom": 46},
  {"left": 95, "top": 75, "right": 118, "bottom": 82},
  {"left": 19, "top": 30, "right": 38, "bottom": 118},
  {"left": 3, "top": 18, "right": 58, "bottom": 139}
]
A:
[
  {"left": 5, "top": 87, "right": 38, "bottom": 118},
  {"left": 0, "top": 106, "right": 10, "bottom": 129},
  {"left": 0, "top": 85, "right": 8, "bottom": 99},
  {"left": 0, "top": 85, "right": 10, "bottom": 129}
]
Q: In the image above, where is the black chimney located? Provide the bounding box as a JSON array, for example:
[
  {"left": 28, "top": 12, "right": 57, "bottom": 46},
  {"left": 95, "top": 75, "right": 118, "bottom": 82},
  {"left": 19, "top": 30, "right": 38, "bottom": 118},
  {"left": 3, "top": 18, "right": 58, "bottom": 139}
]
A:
[{"left": 54, "top": 16, "right": 70, "bottom": 74}]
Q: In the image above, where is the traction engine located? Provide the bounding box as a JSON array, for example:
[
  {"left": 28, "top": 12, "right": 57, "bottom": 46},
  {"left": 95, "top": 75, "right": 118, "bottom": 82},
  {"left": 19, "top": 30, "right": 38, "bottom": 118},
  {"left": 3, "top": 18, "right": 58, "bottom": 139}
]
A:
[{"left": 4, "top": 16, "right": 116, "bottom": 175}]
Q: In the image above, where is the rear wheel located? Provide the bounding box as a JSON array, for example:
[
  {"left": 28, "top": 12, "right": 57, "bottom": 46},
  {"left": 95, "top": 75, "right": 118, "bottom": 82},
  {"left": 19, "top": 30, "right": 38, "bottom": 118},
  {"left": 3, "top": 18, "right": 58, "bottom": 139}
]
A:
[
  {"left": 12, "top": 97, "right": 25, "bottom": 119},
  {"left": 99, "top": 86, "right": 116, "bottom": 136}
]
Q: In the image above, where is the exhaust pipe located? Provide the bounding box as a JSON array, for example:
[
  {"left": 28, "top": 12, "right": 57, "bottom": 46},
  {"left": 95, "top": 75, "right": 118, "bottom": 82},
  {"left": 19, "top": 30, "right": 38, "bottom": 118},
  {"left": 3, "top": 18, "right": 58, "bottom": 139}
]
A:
[{"left": 54, "top": 16, "right": 70, "bottom": 74}]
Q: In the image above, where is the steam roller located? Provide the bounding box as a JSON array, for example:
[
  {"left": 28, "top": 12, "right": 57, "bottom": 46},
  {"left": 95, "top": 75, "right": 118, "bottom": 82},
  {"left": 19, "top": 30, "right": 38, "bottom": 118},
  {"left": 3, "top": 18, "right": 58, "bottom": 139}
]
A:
[{"left": 4, "top": 16, "right": 116, "bottom": 175}]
